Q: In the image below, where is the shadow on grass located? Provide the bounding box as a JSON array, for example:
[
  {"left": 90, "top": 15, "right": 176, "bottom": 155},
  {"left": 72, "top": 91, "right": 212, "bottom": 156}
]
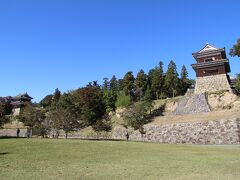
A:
[
  {"left": 0, "top": 152, "right": 10, "bottom": 156},
  {"left": 0, "top": 136, "right": 126, "bottom": 142},
  {"left": 67, "top": 138, "right": 125, "bottom": 142},
  {"left": 0, "top": 136, "right": 25, "bottom": 139}
]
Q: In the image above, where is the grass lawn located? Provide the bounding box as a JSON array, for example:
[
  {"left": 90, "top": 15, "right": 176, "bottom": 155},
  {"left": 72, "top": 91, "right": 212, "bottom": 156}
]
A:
[{"left": 0, "top": 139, "right": 240, "bottom": 180}]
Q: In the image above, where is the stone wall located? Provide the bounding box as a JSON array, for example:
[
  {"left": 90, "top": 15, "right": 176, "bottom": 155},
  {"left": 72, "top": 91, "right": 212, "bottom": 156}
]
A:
[
  {"left": 12, "top": 108, "right": 21, "bottom": 116},
  {"left": 174, "top": 93, "right": 210, "bottom": 115},
  {"left": 195, "top": 74, "right": 231, "bottom": 94},
  {"left": 112, "top": 118, "right": 240, "bottom": 144},
  {"left": 0, "top": 128, "right": 27, "bottom": 137}
]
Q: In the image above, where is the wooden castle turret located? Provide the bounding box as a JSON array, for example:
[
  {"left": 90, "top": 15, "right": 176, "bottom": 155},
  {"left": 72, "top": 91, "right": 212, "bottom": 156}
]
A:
[
  {"left": 191, "top": 43, "right": 232, "bottom": 94},
  {"left": 11, "top": 93, "right": 33, "bottom": 116}
]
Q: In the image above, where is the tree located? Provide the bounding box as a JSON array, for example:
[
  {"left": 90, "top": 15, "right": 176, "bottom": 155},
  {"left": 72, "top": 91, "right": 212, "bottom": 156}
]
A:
[
  {"left": 40, "top": 94, "right": 53, "bottom": 108},
  {"left": 73, "top": 86, "right": 106, "bottom": 127},
  {"left": 0, "top": 99, "right": 12, "bottom": 127},
  {"left": 158, "top": 61, "right": 165, "bottom": 97},
  {"left": 49, "top": 92, "right": 84, "bottom": 139},
  {"left": 102, "top": 77, "right": 110, "bottom": 90},
  {"left": 51, "top": 88, "right": 61, "bottom": 110},
  {"left": 164, "top": 60, "right": 179, "bottom": 97},
  {"left": 103, "top": 90, "right": 117, "bottom": 112},
  {"left": 53, "top": 88, "right": 61, "bottom": 102},
  {"left": 142, "top": 86, "right": 154, "bottom": 114},
  {"left": 118, "top": 79, "right": 124, "bottom": 91},
  {"left": 0, "top": 102, "right": 8, "bottom": 127},
  {"left": 122, "top": 102, "right": 151, "bottom": 140},
  {"left": 19, "top": 102, "right": 47, "bottom": 137},
  {"left": 19, "top": 102, "right": 38, "bottom": 128},
  {"left": 49, "top": 106, "right": 79, "bottom": 139},
  {"left": 135, "top": 69, "right": 148, "bottom": 100},
  {"left": 230, "top": 38, "right": 240, "bottom": 57},
  {"left": 147, "top": 68, "right": 154, "bottom": 88},
  {"left": 235, "top": 74, "right": 240, "bottom": 94},
  {"left": 151, "top": 68, "right": 160, "bottom": 99},
  {"left": 179, "top": 65, "right": 191, "bottom": 95},
  {"left": 91, "top": 115, "right": 112, "bottom": 132},
  {"left": 0, "top": 103, "right": 4, "bottom": 126},
  {"left": 34, "top": 116, "right": 51, "bottom": 138},
  {"left": 123, "top": 72, "right": 135, "bottom": 96},
  {"left": 151, "top": 61, "right": 164, "bottom": 99},
  {"left": 110, "top": 75, "right": 118, "bottom": 92}
]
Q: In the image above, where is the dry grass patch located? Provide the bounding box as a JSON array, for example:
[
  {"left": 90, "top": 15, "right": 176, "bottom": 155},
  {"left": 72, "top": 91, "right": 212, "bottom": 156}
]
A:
[{"left": 152, "top": 110, "right": 240, "bottom": 125}]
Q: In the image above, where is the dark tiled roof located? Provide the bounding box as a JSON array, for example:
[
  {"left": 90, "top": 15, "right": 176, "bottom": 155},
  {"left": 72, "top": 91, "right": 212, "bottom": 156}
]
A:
[
  {"left": 191, "top": 59, "right": 231, "bottom": 73},
  {"left": 13, "top": 93, "right": 33, "bottom": 100}
]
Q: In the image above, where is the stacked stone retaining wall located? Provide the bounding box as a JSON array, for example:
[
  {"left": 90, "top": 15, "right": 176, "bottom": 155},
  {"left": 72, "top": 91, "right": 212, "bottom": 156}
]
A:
[
  {"left": 0, "top": 128, "right": 27, "bottom": 137},
  {"left": 2, "top": 119, "right": 240, "bottom": 145},
  {"left": 112, "top": 118, "right": 240, "bottom": 144},
  {"left": 195, "top": 74, "right": 231, "bottom": 94},
  {"left": 174, "top": 93, "right": 210, "bottom": 115}
]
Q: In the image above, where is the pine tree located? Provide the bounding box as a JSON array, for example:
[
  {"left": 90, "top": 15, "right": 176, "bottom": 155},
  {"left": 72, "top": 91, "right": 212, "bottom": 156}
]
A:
[
  {"left": 151, "top": 61, "right": 164, "bottom": 99},
  {"left": 147, "top": 68, "right": 154, "bottom": 90},
  {"left": 51, "top": 88, "right": 61, "bottom": 110},
  {"left": 53, "top": 88, "right": 61, "bottom": 102},
  {"left": 180, "top": 65, "right": 191, "bottom": 95},
  {"left": 118, "top": 79, "right": 124, "bottom": 91},
  {"left": 158, "top": 61, "right": 164, "bottom": 98},
  {"left": 164, "top": 60, "right": 179, "bottom": 97},
  {"left": 110, "top": 75, "right": 118, "bottom": 92},
  {"left": 123, "top": 72, "right": 135, "bottom": 96},
  {"left": 151, "top": 67, "right": 161, "bottom": 99},
  {"left": 103, "top": 89, "right": 117, "bottom": 112},
  {"left": 135, "top": 69, "right": 148, "bottom": 100},
  {"left": 102, "top": 77, "right": 110, "bottom": 90}
]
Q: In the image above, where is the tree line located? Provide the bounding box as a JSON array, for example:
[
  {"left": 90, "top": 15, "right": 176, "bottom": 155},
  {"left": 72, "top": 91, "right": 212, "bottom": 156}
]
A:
[
  {"left": 103, "top": 60, "right": 193, "bottom": 109},
  {"left": 15, "top": 60, "right": 192, "bottom": 138}
]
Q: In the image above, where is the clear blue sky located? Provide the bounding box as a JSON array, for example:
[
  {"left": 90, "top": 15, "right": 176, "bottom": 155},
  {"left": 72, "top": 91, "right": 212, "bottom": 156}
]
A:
[{"left": 0, "top": 0, "right": 239, "bottom": 102}]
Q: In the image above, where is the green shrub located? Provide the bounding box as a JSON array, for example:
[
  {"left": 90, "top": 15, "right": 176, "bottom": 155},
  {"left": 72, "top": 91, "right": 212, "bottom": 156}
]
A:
[
  {"left": 236, "top": 74, "right": 240, "bottom": 95},
  {"left": 115, "top": 94, "right": 131, "bottom": 108}
]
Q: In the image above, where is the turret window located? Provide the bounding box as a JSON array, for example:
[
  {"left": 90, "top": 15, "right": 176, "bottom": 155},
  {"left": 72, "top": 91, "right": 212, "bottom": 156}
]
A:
[
  {"left": 203, "top": 69, "right": 219, "bottom": 76},
  {"left": 204, "top": 58, "right": 213, "bottom": 62}
]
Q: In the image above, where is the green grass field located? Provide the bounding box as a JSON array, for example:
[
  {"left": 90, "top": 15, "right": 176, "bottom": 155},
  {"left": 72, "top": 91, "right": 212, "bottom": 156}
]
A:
[{"left": 0, "top": 139, "right": 240, "bottom": 180}]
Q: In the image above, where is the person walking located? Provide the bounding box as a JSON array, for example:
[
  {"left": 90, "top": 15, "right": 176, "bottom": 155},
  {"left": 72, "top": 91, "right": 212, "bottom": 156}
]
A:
[
  {"left": 26, "top": 127, "right": 30, "bottom": 138},
  {"left": 126, "top": 132, "right": 129, "bottom": 142},
  {"left": 17, "top": 128, "right": 20, "bottom": 137}
]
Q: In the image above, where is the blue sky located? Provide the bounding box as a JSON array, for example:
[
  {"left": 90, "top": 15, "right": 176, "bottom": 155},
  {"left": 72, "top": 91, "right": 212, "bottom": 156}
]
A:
[{"left": 0, "top": 0, "right": 239, "bottom": 102}]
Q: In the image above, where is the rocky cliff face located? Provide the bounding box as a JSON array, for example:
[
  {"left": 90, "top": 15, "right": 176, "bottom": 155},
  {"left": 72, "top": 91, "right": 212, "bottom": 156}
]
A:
[{"left": 207, "top": 91, "right": 237, "bottom": 110}]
